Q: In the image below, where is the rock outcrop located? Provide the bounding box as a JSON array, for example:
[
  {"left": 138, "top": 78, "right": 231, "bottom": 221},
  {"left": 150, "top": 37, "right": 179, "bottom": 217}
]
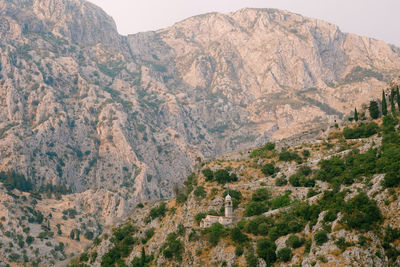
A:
[{"left": 0, "top": 0, "right": 400, "bottom": 206}]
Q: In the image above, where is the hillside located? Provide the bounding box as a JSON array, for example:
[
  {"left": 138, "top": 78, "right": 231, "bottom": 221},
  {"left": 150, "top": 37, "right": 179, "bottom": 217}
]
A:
[
  {"left": 61, "top": 108, "right": 400, "bottom": 267},
  {"left": 0, "top": 0, "right": 400, "bottom": 209}
]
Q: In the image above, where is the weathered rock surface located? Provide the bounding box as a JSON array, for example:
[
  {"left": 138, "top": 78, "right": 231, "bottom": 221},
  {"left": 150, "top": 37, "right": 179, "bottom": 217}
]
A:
[{"left": 0, "top": 0, "right": 400, "bottom": 209}]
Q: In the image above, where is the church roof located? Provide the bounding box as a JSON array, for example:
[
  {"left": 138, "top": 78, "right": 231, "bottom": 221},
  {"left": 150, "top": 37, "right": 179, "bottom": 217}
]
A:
[{"left": 225, "top": 194, "right": 232, "bottom": 201}]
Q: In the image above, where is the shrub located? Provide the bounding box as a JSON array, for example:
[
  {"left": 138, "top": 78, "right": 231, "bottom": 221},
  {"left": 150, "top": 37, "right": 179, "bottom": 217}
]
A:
[
  {"left": 26, "top": 236, "right": 35, "bottom": 245},
  {"left": 323, "top": 210, "right": 337, "bottom": 222},
  {"left": 275, "top": 177, "right": 288, "bottom": 186},
  {"left": 342, "top": 193, "right": 382, "bottom": 231},
  {"left": 162, "top": 233, "right": 184, "bottom": 262},
  {"left": 231, "top": 227, "right": 248, "bottom": 244},
  {"left": 342, "top": 122, "right": 379, "bottom": 139},
  {"left": 270, "top": 192, "right": 291, "bottom": 210},
  {"left": 194, "top": 213, "right": 206, "bottom": 225},
  {"left": 244, "top": 201, "right": 268, "bottom": 217},
  {"left": 382, "top": 172, "right": 400, "bottom": 188},
  {"left": 279, "top": 151, "right": 301, "bottom": 162},
  {"left": 202, "top": 168, "right": 214, "bottom": 181},
  {"left": 314, "top": 231, "right": 328, "bottom": 246},
  {"left": 193, "top": 186, "right": 206, "bottom": 199},
  {"left": 335, "top": 237, "right": 353, "bottom": 251},
  {"left": 286, "top": 235, "right": 305, "bottom": 249},
  {"left": 235, "top": 246, "right": 244, "bottom": 256},
  {"left": 205, "top": 223, "right": 225, "bottom": 246},
  {"left": 250, "top": 142, "right": 275, "bottom": 158},
  {"left": 256, "top": 238, "right": 277, "bottom": 265},
  {"left": 277, "top": 248, "right": 292, "bottom": 262},
  {"left": 302, "top": 150, "right": 311, "bottom": 158},
  {"left": 148, "top": 202, "right": 167, "bottom": 220},
  {"left": 261, "top": 163, "right": 278, "bottom": 176},
  {"left": 252, "top": 188, "right": 270, "bottom": 202},
  {"left": 214, "top": 169, "right": 238, "bottom": 184}
]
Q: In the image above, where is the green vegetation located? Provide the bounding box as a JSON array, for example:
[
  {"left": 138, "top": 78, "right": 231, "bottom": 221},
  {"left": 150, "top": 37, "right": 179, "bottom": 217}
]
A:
[
  {"left": 214, "top": 169, "right": 238, "bottom": 184},
  {"left": 250, "top": 142, "right": 276, "bottom": 158},
  {"left": 382, "top": 90, "right": 388, "bottom": 116},
  {"left": 277, "top": 248, "right": 292, "bottom": 262},
  {"left": 147, "top": 202, "right": 167, "bottom": 221},
  {"left": 0, "top": 171, "right": 33, "bottom": 192},
  {"left": 342, "top": 122, "right": 379, "bottom": 139},
  {"left": 161, "top": 232, "right": 184, "bottom": 262},
  {"left": 288, "top": 166, "right": 315, "bottom": 187},
  {"left": 203, "top": 223, "right": 226, "bottom": 246},
  {"left": 261, "top": 163, "right": 279, "bottom": 176},
  {"left": 279, "top": 151, "right": 302, "bottom": 163},
  {"left": 244, "top": 188, "right": 270, "bottom": 216},
  {"left": 369, "top": 100, "right": 380, "bottom": 119},
  {"left": 314, "top": 231, "right": 328, "bottom": 246},
  {"left": 101, "top": 223, "right": 137, "bottom": 266},
  {"left": 286, "top": 235, "right": 305, "bottom": 249},
  {"left": 256, "top": 238, "right": 277, "bottom": 265}
]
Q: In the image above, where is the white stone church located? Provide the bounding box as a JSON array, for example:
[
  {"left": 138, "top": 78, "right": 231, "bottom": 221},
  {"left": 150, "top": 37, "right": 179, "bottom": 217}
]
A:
[{"left": 200, "top": 194, "right": 234, "bottom": 228}]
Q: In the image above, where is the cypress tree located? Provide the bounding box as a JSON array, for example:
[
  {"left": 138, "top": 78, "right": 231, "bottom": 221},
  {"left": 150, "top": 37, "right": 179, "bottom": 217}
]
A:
[
  {"left": 396, "top": 86, "right": 400, "bottom": 111},
  {"left": 391, "top": 89, "right": 396, "bottom": 114},
  {"left": 354, "top": 108, "right": 359, "bottom": 122},
  {"left": 369, "top": 100, "right": 380, "bottom": 119},
  {"left": 382, "top": 90, "right": 388, "bottom": 116}
]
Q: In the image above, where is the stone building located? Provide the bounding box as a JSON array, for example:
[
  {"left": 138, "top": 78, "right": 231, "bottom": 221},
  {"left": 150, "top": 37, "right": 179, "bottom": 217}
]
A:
[{"left": 200, "top": 194, "right": 234, "bottom": 228}]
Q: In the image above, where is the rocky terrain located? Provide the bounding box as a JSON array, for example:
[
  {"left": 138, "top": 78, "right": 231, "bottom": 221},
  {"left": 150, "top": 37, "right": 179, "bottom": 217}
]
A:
[
  {"left": 61, "top": 111, "right": 400, "bottom": 267},
  {"left": 0, "top": 0, "right": 400, "bottom": 209}
]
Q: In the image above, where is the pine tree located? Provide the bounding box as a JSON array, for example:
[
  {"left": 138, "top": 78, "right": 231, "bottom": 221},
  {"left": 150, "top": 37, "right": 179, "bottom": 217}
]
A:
[
  {"left": 369, "top": 100, "right": 380, "bottom": 119},
  {"left": 354, "top": 108, "right": 359, "bottom": 122},
  {"left": 382, "top": 90, "right": 388, "bottom": 116}
]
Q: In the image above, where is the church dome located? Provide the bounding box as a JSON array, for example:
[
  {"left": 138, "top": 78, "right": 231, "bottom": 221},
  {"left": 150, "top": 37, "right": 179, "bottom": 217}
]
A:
[{"left": 225, "top": 194, "right": 232, "bottom": 201}]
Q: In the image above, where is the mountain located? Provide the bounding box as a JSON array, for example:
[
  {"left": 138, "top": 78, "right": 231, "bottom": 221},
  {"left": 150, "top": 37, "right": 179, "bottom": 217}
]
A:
[
  {"left": 6, "top": 111, "right": 400, "bottom": 266},
  {"left": 1, "top": 0, "right": 400, "bottom": 214}
]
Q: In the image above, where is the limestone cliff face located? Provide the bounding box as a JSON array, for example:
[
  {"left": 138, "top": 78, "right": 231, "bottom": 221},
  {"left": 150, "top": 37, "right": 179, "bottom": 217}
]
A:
[{"left": 0, "top": 1, "right": 400, "bottom": 206}]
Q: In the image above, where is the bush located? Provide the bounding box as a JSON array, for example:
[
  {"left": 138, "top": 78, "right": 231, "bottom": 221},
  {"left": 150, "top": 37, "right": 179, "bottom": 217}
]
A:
[
  {"left": 205, "top": 223, "right": 225, "bottom": 246},
  {"left": 342, "top": 122, "right": 379, "bottom": 139},
  {"left": 193, "top": 186, "right": 206, "bottom": 199},
  {"left": 162, "top": 232, "right": 184, "bottom": 262},
  {"left": 214, "top": 169, "right": 238, "bottom": 184},
  {"left": 202, "top": 168, "right": 214, "bottom": 181},
  {"left": 302, "top": 150, "right": 311, "bottom": 158},
  {"left": 323, "top": 210, "right": 337, "bottom": 222},
  {"left": 314, "top": 231, "right": 328, "bottom": 246},
  {"left": 275, "top": 177, "right": 288, "bottom": 186},
  {"left": 231, "top": 227, "right": 248, "bottom": 244},
  {"left": 235, "top": 246, "right": 244, "bottom": 256},
  {"left": 148, "top": 202, "right": 167, "bottom": 220},
  {"left": 244, "top": 201, "right": 268, "bottom": 217},
  {"left": 382, "top": 172, "right": 400, "bottom": 188},
  {"left": 270, "top": 192, "right": 291, "bottom": 210},
  {"left": 279, "top": 151, "right": 301, "bottom": 162},
  {"left": 256, "top": 238, "right": 277, "bottom": 265},
  {"left": 250, "top": 142, "right": 275, "bottom": 158},
  {"left": 261, "top": 163, "right": 278, "bottom": 176},
  {"left": 286, "top": 235, "right": 305, "bottom": 248},
  {"left": 194, "top": 213, "right": 206, "bottom": 225},
  {"left": 277, "top": 248, "right": 292, "bottom": 262},
  {"left": 252, "top": 188, "right": 270, "bottom": 202},
  {"left": 342, "top": 193, "right": 382, "bottom": 231}
]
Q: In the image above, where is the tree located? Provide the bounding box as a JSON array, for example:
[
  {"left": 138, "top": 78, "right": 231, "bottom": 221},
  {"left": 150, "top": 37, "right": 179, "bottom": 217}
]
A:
[
  {"left": 369, "top": 100, "right": 380, "bottom": 119},
  {"left": 391, "top": 88, "right": 397, "bottom": 114},
  {"left": 354, "top": 108, "right": 359, "bottom": 122},
  {"left": 202, "top": 168, "right": 214, "bottom": 181},
  {"left": 277, "top": 248, "right": 292, "bottom": 262},
  {"left": 256, "top": 238, "right": 277, "bottom": 265},
  {"left": 396, "top": 86, "right": 400, "bottom": 111},
  {"left": 382, "top": 90, "right": 388, "bottom": 116}
]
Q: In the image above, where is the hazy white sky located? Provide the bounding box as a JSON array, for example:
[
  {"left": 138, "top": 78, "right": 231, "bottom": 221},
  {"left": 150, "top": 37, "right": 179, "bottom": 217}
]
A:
[{"left": 89, "top": 0, "right": 400, "bottom": 45}]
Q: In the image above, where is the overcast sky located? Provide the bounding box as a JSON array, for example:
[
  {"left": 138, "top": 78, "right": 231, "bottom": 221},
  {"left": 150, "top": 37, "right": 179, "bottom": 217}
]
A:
[{"left": 89, "top": 0, "right": 400, "bottom": 46}]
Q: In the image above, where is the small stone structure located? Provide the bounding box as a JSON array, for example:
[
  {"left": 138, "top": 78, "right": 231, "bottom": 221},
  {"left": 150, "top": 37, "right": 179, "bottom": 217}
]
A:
[{"left": 200, "top": 194, "right": 234, "bottom": 228}]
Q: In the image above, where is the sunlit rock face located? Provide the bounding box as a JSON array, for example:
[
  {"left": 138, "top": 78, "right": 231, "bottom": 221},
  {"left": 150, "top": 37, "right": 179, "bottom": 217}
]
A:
[{"left": 0, "top": 0, "right": 400, "bottom": 204}]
